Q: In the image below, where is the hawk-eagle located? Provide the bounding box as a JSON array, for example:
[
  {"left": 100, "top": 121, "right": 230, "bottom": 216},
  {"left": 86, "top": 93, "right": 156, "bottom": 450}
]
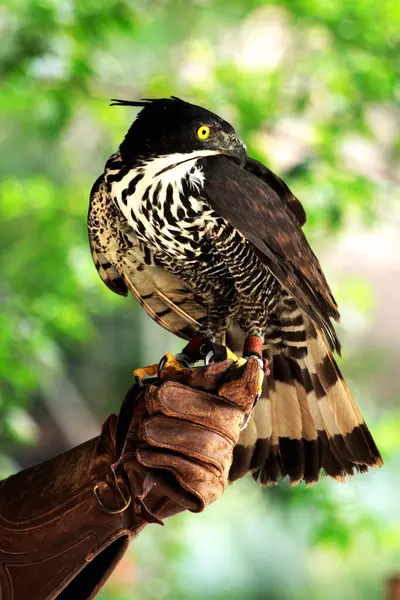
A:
[{"left": 88, "top": 97, "right": 382, "bottom": 486}]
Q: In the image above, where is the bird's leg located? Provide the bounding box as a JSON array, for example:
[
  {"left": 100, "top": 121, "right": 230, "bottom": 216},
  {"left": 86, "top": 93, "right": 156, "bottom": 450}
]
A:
[
  {"left": 133, "top": 306, "right": 225, "bottom": 384},
  {"left": 171, "top": 296, "right": 236, "bottom": 369},
  {"left": 243, "top": 335, "right": 267, "bottom": 394},
  {"left": 134, "top": 294, "right": 238, "bottom": 383},
  {"left": 243, "top": 327, "right": 269, "bottom": 401},
  {"left": 133, "top": 333, "right": 225, "bottom": 385},
  {"left": 178, "top": 332, "right": 228, "bottom": 366},
  {"left": 188, "top": 291, "right": 239, "bottom": 364},
  {"left": 226, "top": 336, "right": 267, "bottom": 394},
  {"left": 234, "top": 301, "right": 271, "bottom": 396}
]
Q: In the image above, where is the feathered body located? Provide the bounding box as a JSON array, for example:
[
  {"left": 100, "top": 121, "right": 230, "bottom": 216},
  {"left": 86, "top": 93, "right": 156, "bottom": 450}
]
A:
[{"left": 88, "top": 97, "right": 382, "bottom": 486}]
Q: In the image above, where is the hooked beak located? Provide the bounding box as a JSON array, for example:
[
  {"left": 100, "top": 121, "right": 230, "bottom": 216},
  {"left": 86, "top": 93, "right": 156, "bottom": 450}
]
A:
[
  {"left": 227, "top": 136, "right": 248, "bottom": 168},
  {"left": 217, "top": 132, "right": 248, "bottom": 168}
]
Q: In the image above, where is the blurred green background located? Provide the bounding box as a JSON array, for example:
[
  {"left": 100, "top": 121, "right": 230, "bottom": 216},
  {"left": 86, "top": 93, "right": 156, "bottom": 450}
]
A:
[{"left": 1, "top": 0, "right": 400, "bottom": 598}]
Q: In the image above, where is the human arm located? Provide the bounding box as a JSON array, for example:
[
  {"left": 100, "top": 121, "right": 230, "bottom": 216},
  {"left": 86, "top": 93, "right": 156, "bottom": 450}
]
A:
[{"left": 0, "top": 358, "right": 259, "bottom": 600}]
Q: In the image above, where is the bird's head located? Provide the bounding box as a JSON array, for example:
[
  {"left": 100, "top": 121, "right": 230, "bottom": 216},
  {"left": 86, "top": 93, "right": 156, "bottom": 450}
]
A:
[{"left": 111, "top": 97, "right": 248, "bottom": 168}]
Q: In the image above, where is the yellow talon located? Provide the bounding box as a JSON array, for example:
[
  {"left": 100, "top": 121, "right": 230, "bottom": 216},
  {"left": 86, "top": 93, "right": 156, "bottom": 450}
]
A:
[
  {"left": 257, "top": 368, "right": 264, "bottom": 395},
  {"left": 133, "top": 352, "right": 185, "bottom": 382},
  {"left": 159, "top": 352, "right": 186, "bottom": 377},
  {"left": 133, "top": 363, "right": 159, "bottom": 380},
  {"left": 226, "top": 348, "right": 265, "bottom": 395},
  {"left": 226, "top": 348, "right": 246, "bottom": 366}
]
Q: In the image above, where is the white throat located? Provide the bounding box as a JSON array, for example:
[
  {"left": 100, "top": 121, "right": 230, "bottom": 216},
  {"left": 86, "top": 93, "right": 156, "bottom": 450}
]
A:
[{"left": 139, "top": 149, "right": 219, "bottom": 178}]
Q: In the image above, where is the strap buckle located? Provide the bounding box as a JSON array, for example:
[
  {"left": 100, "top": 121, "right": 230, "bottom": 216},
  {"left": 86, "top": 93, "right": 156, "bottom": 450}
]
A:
[{"left": 93, "top": 480, "right": 132, "bottom": 515}]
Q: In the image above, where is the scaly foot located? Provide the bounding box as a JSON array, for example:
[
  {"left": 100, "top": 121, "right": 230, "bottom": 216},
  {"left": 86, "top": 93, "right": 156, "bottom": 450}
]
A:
[
  {"left": 133, "top": 362, "right": 159, "bottom": 381},
  {"left": 134, "top": 352, "right": 186, "bottom": 384},
  {"left": 222, "top": 350, "right": 267, "bottom": 431},
  {"left": 225, "top": 348, "right": 265, "bottom": 397},
  {"left": 226, "top": 347, "right": 247, "bottom": 367}
]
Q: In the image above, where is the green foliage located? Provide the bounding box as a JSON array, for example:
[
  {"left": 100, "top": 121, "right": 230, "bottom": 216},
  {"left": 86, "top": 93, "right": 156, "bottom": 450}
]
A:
[{"left": 0, "top": 0, "right": 399, "bottom": 598}]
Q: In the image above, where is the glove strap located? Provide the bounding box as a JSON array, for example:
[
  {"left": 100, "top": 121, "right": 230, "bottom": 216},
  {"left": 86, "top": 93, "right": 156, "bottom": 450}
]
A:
[{"left": 115, "top": 382, "right": 145, "bottom": 460}]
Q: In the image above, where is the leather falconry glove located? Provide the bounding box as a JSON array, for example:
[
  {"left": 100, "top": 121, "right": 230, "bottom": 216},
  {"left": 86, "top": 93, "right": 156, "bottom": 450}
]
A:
[{"left": 0, "top": 357, "right": 260, "bottom": 600}]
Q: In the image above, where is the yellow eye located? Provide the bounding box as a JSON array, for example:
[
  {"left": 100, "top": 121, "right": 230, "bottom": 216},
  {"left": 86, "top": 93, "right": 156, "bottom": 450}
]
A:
[{"left": 196, "top": 125, "right": 210, "bottom": 140}]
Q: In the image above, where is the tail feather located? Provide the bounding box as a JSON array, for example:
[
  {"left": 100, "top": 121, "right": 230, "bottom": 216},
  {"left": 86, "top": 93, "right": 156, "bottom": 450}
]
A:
[
  {"left": 229, "top": 316, "right": 383, "bottom": 486},
  {"left": 305, "top": 319, "right": 382, "bottom": 470},
  {"left": 270, "top": 355, "right": 305, "bottom": 484},
  {"left": 289, "top": 358, "right": 319, "bottom": 484}
]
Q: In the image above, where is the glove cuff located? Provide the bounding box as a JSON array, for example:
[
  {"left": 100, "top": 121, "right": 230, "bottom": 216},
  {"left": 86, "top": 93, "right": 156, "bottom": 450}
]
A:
[{"left": 0, "top": 414, "right": 183, "bottom": 600}]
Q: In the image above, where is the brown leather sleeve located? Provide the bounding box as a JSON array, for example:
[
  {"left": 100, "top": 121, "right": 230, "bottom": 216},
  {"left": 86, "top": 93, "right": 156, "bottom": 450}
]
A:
[
  {"left": 0, "top": 421, "right": 120, "bottom": 600},
  {"left": 0, "top": 358, "right": 259, "bottom": 600},
  {"left": 0, "top": 415, "right": 183, "bottom": 600}
]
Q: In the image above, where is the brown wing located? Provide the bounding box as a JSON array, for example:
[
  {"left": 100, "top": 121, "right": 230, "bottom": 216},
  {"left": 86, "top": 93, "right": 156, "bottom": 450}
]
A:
[
  {"left": 122, "top": 265, "right": 207, "bottom": 341},
  {"left": 200, "top": 155, "right": 340, "bottom": 353},
  {"left": 244, "top": 157, "right": 307, "bottom": 227},
  {"left": 88, "top": 174, "right": 207, "bottom": 340},
  {"left": 89, "top": 241, "right": 128, "bottom": 297},
  {"left": 88, "top": 176, "right": 129, "bottom": 297}
]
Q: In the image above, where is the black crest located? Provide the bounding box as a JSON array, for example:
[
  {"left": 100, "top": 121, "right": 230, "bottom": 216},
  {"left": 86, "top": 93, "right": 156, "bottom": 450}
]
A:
[
  {"left": 110, "top": 96, "right": 183, "bottom": 108},
  {"left": 110, "top": 96, "right": 235, "bottom": 162}
]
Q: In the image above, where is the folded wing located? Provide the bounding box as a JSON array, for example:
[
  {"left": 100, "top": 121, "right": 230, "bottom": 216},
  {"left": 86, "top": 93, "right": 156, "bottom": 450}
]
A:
[{"left": 200, "top": 155, "right": 340, "bottom": 353}]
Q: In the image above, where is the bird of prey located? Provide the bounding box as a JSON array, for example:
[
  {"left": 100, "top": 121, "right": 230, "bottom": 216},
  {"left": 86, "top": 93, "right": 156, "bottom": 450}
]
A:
[{"left": 88, "top": 97, "right": 382, "bottom": 486}]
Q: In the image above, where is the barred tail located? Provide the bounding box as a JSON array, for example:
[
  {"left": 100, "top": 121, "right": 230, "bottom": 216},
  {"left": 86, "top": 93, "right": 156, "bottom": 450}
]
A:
[{"left": 229, "top": 319, "right": 383, "bottom": 486}]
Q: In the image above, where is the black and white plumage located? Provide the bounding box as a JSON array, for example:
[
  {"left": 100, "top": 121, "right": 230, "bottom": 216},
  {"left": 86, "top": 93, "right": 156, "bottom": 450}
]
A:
[{"left": 88, "top": 97, "right": 382, "bottom": 486}]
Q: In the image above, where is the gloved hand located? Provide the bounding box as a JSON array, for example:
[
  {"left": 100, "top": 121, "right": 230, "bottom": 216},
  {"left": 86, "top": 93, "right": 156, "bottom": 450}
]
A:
[{"left": 0, "top": 357, "right": 260, "bottom": 600}]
